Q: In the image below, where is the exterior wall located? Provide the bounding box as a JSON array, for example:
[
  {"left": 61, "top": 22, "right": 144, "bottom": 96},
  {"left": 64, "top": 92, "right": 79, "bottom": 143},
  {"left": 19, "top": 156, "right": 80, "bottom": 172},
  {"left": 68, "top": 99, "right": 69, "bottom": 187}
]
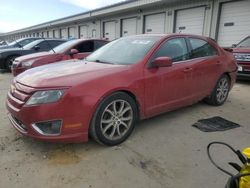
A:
[{"left": 0, "top": 0, "right": 248, "bottom": 46}]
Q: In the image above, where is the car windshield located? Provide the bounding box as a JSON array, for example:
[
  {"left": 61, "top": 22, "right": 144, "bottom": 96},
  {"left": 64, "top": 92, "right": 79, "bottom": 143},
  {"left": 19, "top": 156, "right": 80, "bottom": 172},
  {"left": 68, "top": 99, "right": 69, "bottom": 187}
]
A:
[
  {"left": 85, "top": 36, "right": 160, "bottom": 65},
  {"left": 52, "top": 39, "right": 79, "bottom": 53},
  {"left": 237, "top": 37, "right": 250, "bottom": 48},
  {"left": 23, "top": 40, "right": 42, "bottom": 50},
  {"left": 7, "top": 38, "right": 24, "bottom": 46}
]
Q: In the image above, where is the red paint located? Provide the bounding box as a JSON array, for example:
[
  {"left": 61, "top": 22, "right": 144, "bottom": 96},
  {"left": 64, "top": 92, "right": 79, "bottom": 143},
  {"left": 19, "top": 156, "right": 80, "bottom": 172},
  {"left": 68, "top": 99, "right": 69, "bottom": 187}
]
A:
[{"left": 6, "top": 34, "right": 237, "bottom": 143}]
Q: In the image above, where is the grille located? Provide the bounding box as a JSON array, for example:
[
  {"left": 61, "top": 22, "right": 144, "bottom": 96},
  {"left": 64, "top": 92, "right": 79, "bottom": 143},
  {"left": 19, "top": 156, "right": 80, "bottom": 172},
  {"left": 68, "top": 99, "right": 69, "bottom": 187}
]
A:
[
  {"left": 8, "top": 114, "right": 27, "bottom": 133},
  {"left": 8, "top": 82, "right": 34, "bottom": 110},
  {"left": 234, "top": 53, "right": 250, "bottom": 62}
]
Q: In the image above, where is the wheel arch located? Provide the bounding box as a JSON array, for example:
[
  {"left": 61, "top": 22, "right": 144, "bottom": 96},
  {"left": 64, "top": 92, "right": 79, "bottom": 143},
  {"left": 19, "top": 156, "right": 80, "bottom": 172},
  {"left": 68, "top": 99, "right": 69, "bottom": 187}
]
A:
[
  {"left": 4, "top": 54, "right": 20, "bottom": 68},
  {"left": 93, "top": 89, "right": 142, "bottom": 122}
]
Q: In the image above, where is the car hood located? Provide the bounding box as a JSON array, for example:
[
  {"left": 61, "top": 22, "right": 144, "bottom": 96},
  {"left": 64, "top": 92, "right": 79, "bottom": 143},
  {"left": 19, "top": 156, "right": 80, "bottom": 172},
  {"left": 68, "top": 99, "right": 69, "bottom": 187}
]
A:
[
  {"left": 0, "top": 48, "right": 23, "bottom": 53},
  {"left": 16, "top": 51, "right": 54, "bottom": 61},
  {"left": 0, "top": 45, "right": 14, "bottom": 50},
  {"left": 16, "top": 60, "right": 129, "bottom": 88},
  {"left": 232, "top": 47, "right": 250, "bottom": 53}
]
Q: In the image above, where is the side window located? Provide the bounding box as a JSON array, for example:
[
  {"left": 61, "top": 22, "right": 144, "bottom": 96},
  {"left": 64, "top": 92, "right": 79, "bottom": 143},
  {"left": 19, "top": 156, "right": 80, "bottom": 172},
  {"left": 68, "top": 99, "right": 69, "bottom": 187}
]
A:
[
  {"left": 189, "top": 38, "right": 218, "bottom": 58},
  {"left": 94, "top": 41, "right": 108, "bottom": 50},
  {"left": 153, "top": 38, "right": 189, "bottom": 62},
  {"left": 36, "top": 41, "right": 50, "bottom": 51},
  {"left": 19, "top": 39, "right": 36, "bottom": 46},
  {"left": 75, "top": 41, "right": 94, "bottom": 52},
  {"left": 48, "top": 40, "right": 64, "bottom": 48}
]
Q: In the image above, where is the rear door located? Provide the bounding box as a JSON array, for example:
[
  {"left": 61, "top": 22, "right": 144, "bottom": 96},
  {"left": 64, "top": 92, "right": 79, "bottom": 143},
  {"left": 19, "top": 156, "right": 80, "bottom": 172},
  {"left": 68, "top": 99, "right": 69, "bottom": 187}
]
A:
[
  {"left": 187, "top": 37, "right": 222, "bottom": 99},
  {"left": 144, "top": 37, "right": 195, "bottom": 116}
]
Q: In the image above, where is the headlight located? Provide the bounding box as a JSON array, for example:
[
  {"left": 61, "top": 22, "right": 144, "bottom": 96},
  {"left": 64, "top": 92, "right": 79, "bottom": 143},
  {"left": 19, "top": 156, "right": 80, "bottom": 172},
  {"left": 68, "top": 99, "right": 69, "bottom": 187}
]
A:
[
  {"left": 21, "top": 60, "right": 35, "bottom": 68},
  {"left": 26, "top": 90, "right": 65, "bottom": 106}
]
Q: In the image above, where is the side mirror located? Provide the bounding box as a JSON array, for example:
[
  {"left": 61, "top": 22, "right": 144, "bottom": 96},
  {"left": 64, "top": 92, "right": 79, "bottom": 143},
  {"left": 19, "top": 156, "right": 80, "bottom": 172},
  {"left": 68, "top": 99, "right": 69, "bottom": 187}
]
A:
[
  {"left": 69, "top": 49, "right": 79, "bottom": 56},
  {"left": 153, "top": 57, "right": 172, "bottom": 67},
  {"left": 232, "top": 44, "right": 237, "bottom": 48},
  {"left": 33, "top": 45, "right": 40, "bottom": 51}
]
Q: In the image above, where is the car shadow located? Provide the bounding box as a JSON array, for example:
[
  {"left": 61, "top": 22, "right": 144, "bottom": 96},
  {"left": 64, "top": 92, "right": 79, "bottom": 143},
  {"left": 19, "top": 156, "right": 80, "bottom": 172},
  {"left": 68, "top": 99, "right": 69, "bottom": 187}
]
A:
[{"left": 236, "top": 79, "right": 250, "bottom": 85}]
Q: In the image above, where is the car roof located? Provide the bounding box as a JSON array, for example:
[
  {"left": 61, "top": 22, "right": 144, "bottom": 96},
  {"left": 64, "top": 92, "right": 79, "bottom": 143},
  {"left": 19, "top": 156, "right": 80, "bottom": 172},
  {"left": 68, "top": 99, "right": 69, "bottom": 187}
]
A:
[
  {"left": 133, "top": 33, "right": 210, "bottom": 40},
  {"left": 71, "top": 38, "right": 109, "bottom": 42},
  {"left": 35, "top": 38, "right": 67, "bottom": 42}
]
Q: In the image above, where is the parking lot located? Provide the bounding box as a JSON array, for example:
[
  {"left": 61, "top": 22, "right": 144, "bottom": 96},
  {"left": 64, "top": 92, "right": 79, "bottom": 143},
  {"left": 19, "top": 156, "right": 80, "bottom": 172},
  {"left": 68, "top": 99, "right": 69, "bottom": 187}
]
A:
[{"left": 0, "top": 72, "right": 249, "bottom": 188}]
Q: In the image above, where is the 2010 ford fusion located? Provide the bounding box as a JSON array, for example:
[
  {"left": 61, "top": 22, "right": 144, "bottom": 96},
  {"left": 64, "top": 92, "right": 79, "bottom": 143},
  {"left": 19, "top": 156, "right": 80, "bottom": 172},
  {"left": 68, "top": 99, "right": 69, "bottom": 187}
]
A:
[{"left": 6, "top": 34, "right": 237, "bottom": 146}]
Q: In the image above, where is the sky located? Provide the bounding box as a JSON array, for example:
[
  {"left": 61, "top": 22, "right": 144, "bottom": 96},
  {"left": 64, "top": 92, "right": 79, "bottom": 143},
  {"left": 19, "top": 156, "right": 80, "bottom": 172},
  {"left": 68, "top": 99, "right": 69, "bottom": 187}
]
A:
[{"left": 0, "top": 0, "right": 126, "bottom": 33}]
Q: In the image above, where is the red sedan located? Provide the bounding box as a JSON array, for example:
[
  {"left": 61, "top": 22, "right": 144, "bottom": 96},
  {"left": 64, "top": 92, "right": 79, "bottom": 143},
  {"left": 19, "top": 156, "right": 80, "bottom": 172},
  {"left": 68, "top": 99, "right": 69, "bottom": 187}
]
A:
[
  {"left": 6, "top": 34, "right": 237, "bottom": 145},
  {"left": 12, "top": 39, "right": 109, "bottom": 76}
]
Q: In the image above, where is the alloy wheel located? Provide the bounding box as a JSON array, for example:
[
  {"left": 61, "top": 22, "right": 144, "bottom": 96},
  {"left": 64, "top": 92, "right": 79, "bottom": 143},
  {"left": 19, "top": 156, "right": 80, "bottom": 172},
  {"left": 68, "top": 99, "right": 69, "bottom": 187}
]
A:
[
  {"left": 216, "top": 77, "right": 229, "bottom": 103},
  {"left": 100, "top": 100, "right": 133, "bottom": 141}
]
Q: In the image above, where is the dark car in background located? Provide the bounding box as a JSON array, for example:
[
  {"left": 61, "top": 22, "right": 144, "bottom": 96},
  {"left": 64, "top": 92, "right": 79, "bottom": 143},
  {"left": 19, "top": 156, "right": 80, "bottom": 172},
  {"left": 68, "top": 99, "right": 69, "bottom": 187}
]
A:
[
  {"left": 232, "top": 36, "right": 250, "bottom": 79},
  {"left": 0, "top": 41, "right": 7, "bottom": 46},
  {"left": 0, "top": 38, "right": 41, "bottom": 50},
  {"left": 0, "top": 39, "right": 66, "bottom": 71},
  {"left": 12, "top": 39, "right": 109, "bottom": 76}
]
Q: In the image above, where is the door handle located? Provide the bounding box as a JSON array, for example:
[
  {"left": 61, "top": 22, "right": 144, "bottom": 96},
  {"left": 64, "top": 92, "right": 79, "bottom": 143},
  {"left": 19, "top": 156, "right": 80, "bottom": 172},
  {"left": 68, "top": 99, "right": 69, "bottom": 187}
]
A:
[{"left": 183, "top": 67, "right": 193, "bottom": 73}]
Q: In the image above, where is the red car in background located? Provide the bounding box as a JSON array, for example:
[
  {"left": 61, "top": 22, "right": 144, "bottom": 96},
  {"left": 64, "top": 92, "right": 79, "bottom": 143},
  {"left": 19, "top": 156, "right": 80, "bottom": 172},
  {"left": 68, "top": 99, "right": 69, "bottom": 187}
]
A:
[
  {"left": 232, "top": 36, "right": 250, "bottom": 79},
  {"left": 12, "top": 39, "right": 109, "bottom": 76},
  {"left": 6, "top": 34, "right": 237, "bottom": 145}
]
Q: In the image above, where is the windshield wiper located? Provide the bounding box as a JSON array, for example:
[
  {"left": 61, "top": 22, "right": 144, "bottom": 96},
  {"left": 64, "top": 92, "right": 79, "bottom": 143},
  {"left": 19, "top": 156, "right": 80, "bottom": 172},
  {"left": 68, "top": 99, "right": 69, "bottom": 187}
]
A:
[{"left": 94, "top": 59, "right": 114, "bottom": 64}]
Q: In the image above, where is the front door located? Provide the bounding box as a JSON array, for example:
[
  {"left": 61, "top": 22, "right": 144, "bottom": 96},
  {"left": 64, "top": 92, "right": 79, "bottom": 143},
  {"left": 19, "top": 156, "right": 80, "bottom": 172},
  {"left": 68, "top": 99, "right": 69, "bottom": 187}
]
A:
[{"left": 144, "top": 37, "right": 195, "bottom": 117}]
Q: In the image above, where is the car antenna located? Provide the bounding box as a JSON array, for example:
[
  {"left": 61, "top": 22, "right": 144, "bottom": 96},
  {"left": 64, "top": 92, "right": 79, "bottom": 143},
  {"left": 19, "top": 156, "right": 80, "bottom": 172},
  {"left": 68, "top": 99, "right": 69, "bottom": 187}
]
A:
[{"left": 40, "top": 33, "right": 56, "bottom": 54}]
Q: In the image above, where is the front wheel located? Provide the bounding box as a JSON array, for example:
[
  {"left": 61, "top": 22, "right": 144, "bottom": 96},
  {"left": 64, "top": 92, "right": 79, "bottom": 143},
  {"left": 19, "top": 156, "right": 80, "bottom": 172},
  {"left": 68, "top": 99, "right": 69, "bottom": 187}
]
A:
[
  {"left": 5, "top": 55, "right": 18, "bottom": 72},
  {"left": 205, "top": 74, "right": 230, "bottom": 106},
  {"left": 90, "top": 92, "right": 138, "bottom": 146}
]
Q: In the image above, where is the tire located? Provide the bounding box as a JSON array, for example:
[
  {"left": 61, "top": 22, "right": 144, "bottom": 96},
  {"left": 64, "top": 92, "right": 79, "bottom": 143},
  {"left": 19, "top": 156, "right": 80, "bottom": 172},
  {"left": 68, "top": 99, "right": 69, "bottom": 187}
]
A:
[
  {"left": 5, "top": 55, "right": 18, "bottom": 72},
  {"left": 205, "top": 74, "right": 230, "bottom": 106},
  {"left": 90, "top": 92, "right": 138, "bottom": 146}
]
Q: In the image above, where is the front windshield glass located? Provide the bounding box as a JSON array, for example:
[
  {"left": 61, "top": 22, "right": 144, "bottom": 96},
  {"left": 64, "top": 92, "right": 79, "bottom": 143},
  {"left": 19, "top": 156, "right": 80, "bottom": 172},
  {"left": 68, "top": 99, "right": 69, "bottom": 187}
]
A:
[
  {"left": 8, "top": 38, "right": 23, "bottom": 46},
  {"left": 237, "top": 37, "right": 250, "bottom": 48},
  {"left": 85, "top": 36, "right": 160, "bottom": 65},
  {"left": 23, "top": 40, "right": 42, "bottom": 49},
  {"left": 52, "top": 39, "right": 78, "bottom": 53}
]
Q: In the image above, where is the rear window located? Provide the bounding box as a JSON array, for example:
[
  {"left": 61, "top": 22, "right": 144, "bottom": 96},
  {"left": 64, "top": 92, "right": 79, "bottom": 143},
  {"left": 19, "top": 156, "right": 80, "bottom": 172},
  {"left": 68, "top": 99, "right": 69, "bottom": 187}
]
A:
[{"left": 189, "top": 38, "right": 218, "bottom": 58}]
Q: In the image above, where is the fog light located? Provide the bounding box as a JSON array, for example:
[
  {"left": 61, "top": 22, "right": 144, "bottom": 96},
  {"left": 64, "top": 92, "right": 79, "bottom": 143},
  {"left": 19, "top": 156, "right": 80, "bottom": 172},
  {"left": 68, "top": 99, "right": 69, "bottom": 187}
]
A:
[{"left": 32, "top": 120, "right": 62, "bottom": 136}]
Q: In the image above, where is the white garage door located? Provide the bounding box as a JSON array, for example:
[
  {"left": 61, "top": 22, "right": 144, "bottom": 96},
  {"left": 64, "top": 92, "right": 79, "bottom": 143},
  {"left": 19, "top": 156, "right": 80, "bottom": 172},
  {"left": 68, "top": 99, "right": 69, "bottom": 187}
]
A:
[
  {"left": 79, "top": 25, "right": 88, "bottom": 38},
  {"left": 122, "top": 17, "right": 137, "bottom": 37},
  {"left": 61, "top": 28, "right": 68, "bottom": 39},
  {"left": 54, "top": 30, "right": 60, "bottom": 38},
  {"left": 42, "top": 31, "right": 47, "bottom": 38},
  {"left": 104, "top": 21, "right": 116, "bottom": 40},
  {"left": 48, "top": 30, "right": 53, "bottom": 38},
  {"left": 69, "top": 27, "right": 77, "bottom": 39},
  {"left": 175, "top": 7, "right": 205, "bottom": 35},
  {"left": 144, "top": 13, "right": 165, "bottom": 34},
  {"left": 217, "top": 0, "right": 250, "bottom": 47}
]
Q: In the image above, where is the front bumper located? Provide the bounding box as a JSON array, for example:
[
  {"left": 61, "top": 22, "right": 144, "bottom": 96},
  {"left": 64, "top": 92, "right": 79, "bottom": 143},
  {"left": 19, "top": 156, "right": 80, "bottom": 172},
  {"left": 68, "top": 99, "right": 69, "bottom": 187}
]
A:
[
  {"left": 6, "top": 83, "right": 92, "bottom": 143},
  {"left": 237, "top": 72, "right": 250, "bottom": 79},
  {"left": 237, "top": 62, "right": 250, "bottom": 79}
]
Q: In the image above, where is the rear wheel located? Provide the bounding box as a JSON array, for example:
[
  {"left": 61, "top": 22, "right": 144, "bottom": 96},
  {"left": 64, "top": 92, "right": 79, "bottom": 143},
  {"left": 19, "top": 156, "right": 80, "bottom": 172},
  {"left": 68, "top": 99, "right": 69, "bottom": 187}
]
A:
[
  {"left": 5, "top": 55, "right": 18, "bottom": 72},
  {"left": 90, "top": 92, "right": 137, "bottom": 146},
  {"left": 205, "top": 74, "right": 230, "bottom": 106}
]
